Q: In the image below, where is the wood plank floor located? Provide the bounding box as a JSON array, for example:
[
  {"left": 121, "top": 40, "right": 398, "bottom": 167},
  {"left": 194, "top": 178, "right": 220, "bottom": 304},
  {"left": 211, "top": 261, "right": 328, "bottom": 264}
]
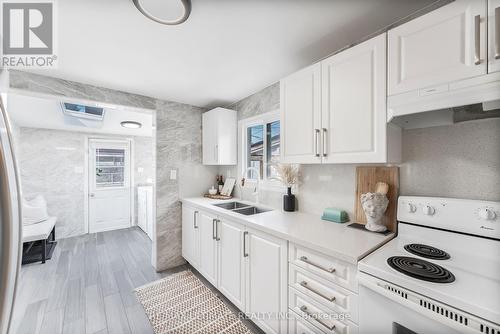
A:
[{"left": 10, "top": 227, "right": 186, "bottom": 334}]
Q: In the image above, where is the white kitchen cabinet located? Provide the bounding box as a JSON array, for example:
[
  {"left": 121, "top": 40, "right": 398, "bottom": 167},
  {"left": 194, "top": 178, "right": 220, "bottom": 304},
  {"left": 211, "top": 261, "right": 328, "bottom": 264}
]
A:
[
  {"left": 321, "top": 33, "right": 388, "bottom": 163},
  {"left": 388, "top": 0, "right": 487, "bottom": 96},
  {"left": 198, "top": 211, "right": 218, "bottom": 286},
  {"left": 489, "top": 0, "right": 500, "bottom": 73},
  {"left": 217, "top": 218, "right": 246, "bottom": 310},
  {"left": 245, "top": 227, "right": 288, "bottom": 334},
  {"left": 181, "top": 205, "right": 199, "bottom": 268},
  {"left": 280, "top": 63, "right": 322, "bottom": 164},
  {"left": 202, "top": 107, "right": 237, "bottom": 165},
  {"left": 137, "top": 186, "right": 153, "bottom": 239}
]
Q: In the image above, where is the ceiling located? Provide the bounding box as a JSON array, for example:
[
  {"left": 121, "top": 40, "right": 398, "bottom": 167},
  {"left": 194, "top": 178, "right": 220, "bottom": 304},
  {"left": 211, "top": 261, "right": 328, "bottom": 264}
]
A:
[
  {"left": 34, "top": 0, "right": 437, "bottom": 108},
  {"left": 7, "top": 94, "right": 153, "bottom": 137}
]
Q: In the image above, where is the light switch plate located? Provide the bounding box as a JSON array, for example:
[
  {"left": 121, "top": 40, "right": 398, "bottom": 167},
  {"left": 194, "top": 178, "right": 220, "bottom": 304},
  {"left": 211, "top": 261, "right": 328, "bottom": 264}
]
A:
[{"left": 170, "top": 169, "right": 177, "bottom": 180}]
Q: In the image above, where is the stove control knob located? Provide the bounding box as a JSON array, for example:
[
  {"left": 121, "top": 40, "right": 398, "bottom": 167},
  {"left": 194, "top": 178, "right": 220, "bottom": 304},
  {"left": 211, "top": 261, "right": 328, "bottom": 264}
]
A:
[
  {"left": 478, "top": 208, "right": 496, "bottom": 221},
  {"left": 406, "top": 203, "right": 416, "bottom": 213},
  {"left": 422, "top": 205, "right": 435, "bottom": 216}
]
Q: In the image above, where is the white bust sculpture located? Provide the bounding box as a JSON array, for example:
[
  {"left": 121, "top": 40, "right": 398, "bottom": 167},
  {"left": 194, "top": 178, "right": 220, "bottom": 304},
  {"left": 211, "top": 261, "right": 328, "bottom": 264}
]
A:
[{"left": 361, "top": 192, "right": 389, "bottom": 232}]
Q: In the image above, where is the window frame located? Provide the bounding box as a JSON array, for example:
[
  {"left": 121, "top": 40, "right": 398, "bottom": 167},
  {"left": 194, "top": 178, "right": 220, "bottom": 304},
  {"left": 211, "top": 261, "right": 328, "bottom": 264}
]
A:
[{"left": 239, "top": 110, "right": 282, "bottom": 191}]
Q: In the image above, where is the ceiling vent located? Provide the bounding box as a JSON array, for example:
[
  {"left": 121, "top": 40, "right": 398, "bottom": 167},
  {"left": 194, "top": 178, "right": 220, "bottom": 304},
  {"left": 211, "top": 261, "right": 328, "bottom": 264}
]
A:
[{"left": 61, "top": 102, "right": 105, "bottom": 121}]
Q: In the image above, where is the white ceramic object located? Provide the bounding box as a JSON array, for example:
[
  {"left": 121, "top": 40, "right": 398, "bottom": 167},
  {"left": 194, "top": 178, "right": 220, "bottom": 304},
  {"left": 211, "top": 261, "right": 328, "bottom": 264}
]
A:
[
  {"left": 361, "top": 192, "right": 389, "bottom": 232},
  {"left": 208, "top": 187, "right": 218, "bottom": 195}
]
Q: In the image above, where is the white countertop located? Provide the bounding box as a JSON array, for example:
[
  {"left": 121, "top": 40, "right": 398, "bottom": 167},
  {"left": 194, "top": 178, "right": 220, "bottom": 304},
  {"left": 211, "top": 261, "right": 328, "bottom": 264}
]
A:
[{"left": 182, "top": 197, "right": 395, "bottom": 264}]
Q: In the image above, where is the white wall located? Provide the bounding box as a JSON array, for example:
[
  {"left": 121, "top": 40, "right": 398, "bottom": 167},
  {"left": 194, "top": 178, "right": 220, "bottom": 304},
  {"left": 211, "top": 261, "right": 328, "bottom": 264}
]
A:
[{"left": 16, "top": 127, "right": 154, "bottom": 238}]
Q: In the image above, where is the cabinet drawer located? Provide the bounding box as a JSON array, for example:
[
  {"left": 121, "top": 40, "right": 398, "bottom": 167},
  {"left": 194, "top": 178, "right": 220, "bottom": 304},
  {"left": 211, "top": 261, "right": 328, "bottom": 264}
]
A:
[
  {"left": 288, "top": 310, "right": 324, "bottom": 334},
  {"left": 289, "top": 288, "right": 359, "bottom": 334},
  {"left": 289, "top": 264, "right": 358, "bottom": 324},
  {"left": 289, "top": 244, "right": 358, "bottom": 292}
]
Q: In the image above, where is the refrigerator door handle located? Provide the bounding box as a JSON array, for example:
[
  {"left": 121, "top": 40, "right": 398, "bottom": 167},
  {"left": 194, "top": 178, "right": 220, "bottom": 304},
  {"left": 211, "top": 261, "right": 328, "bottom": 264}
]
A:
[{"left": 0, "top": 97, "right": 22, "bottom": 334}]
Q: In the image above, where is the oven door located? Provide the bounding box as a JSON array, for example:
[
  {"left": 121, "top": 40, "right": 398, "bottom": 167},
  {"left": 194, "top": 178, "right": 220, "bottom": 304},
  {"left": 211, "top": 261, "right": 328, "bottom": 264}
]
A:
[{"left": 358, "top": 272, "right": 478, "bottom": 334}]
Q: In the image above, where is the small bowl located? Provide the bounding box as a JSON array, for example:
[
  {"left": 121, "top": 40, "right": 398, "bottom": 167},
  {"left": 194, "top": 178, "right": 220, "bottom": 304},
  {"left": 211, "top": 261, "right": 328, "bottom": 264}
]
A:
[{"left": 208, "top": 188, "right": 218, "bottom": 195}]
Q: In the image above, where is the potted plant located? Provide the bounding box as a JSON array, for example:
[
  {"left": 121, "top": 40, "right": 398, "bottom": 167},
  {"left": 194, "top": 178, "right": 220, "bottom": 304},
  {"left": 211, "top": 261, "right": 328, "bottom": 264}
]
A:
[{"left": 272, "top": 163, "right": 300, "bottom": 212}]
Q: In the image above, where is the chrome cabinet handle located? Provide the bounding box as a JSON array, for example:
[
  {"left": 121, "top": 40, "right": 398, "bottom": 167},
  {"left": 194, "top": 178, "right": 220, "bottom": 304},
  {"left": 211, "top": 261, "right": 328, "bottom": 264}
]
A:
[
  {"left": 314, "top": 129, "right": 320, "bottom": 157},
  {"left": 300, "top": 281, "right": 336, "bottom": 302},
  {"left": 193, "top": 211, "right": 198, "bottom": 229},
  {"left": 216, "top": 219, "right": 220, "bottom": 241},
  {"left": 299, "top": 305, "right": 335, "bottom": 331},
  {"left": 300, "top": 256, "right": 335, "bottom": 273},
  {"left": 212, "top": 218, "right": 217, "bottom": 240},
  {"left": 496, "top": 7, "right": 500, "bottom": 59},
  {"left": 243, "top": 231, "right": 249, "bottom": 257},
  {"left": 322, "top": 128, "right": 327, "bottom": 157},
  {"left": 474, "top": 14, "right": 481, "bottom": 65}
]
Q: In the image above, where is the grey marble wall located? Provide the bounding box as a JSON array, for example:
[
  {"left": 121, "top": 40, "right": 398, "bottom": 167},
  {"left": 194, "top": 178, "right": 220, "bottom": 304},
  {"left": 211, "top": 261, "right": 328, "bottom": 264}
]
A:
[
  {"left": 17, "top": 127, "right": 154, "bottom": 238},
  {"left": 9, "top": 71, "right": 217, "bottom": 271},
  {"left": 219, "top": 83, "right": 500, "bottom": 220},
  {"left": 155, "top": 100, "right": 218, "bottom": 270}
]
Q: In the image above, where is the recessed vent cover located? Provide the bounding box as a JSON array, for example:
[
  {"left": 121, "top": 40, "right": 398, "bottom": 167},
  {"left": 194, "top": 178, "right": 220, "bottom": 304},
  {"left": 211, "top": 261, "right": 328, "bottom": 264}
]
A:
[
  {"left": 377, "top": 281, "right": 500, "bottom": 334},
  {"left": 61, "top": 102, "right": 105, "bottom": 121}
]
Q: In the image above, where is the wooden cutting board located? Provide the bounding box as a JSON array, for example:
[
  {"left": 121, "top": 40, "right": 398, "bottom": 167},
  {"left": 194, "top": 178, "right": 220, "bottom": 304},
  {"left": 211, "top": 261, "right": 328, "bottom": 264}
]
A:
[{"left": 354, "top": 166, "right": 399, "bottom": 232}]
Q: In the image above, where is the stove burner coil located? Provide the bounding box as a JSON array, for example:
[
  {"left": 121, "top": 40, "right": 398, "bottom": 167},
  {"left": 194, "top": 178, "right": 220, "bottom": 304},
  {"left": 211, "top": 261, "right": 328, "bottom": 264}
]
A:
[
  {"left": 387, "top": 256, "right": 455, "bottom": 283},
  {"left": 404, "top": 244, "right": 450, "bottom": 260}
]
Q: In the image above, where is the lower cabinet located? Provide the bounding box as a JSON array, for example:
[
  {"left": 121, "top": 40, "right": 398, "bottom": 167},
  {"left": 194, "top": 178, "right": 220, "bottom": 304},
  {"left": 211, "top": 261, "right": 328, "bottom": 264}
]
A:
[
  {"left": 245, "top": 227, "right": 288, "bottom": 334},
  {"left": 198, "top": 211, "right": 218, "bottom": 286},
  {"left": 181, "top": 206, "right": 289, "bottom": 334},
  {"left": 181, "top": 205, "right": 199, "bottom": 267},
  {"left": 218, "top": 218, "right": 246, "bottom": 310}
]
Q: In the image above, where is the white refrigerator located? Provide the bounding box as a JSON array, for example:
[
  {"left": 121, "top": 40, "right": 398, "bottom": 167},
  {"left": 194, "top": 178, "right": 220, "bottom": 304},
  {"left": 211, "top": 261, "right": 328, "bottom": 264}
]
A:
[{"left": 0, "top": 96, "right": 22, "bottom": 334}]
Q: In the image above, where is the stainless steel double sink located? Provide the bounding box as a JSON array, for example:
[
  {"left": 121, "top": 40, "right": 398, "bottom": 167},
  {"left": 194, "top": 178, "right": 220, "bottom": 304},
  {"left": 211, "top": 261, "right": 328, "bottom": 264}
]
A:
[{"left": 212, "top": 201, "right": 272, "bottom": 216}]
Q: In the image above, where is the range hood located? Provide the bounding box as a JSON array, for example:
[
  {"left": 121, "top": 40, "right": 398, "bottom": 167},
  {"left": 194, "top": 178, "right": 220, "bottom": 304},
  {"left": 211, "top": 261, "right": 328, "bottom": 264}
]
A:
[{"left": 390, "top": 100, "right": 500, "bottom": 129}]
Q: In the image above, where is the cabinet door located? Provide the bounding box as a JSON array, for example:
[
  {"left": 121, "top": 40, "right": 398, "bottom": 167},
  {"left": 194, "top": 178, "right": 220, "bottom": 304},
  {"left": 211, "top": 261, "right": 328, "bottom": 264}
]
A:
[
  {"left": 388, "top": 0, "right": 487, "bottom": 95},
  {"left": 181, "top": 206, "right": 199, "bottom": 268},
  {"left": 198, "top": 211, "right": 218, "bottom": 286},
  {"left": 202, "top": 111, "right": 218, "bottom": 165},
  {"left": 217, "top": 218, "right": 245, "bottom": 310},
  {"left": 245, "top": 228, "right": 288, "bottom": 334},
  {"left": 321, "top": 33, "right": 387, "bottom": 163},
  {"left": 489, "top": 0, "right": 500, "bottom": 73},
  {"left": 280, "top": 63, "right": 322, "bottom": 164}
]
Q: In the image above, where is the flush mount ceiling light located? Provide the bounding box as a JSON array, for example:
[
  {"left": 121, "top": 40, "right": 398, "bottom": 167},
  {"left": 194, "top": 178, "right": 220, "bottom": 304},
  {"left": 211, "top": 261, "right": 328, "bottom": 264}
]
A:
[
  {"left": 121, "top": 121, "right": 142, "bottom": 129},
  {"left": 133, "top": 0, "right": 191, "bottom": 25}
]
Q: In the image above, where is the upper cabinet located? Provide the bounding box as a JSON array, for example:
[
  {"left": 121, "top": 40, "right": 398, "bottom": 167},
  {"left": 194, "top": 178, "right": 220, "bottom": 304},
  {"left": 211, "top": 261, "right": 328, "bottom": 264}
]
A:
[
  {"left": 281, "top": 33, "right": 401, "bottom": 165},
  {"left": 322, "top": 34, "right": 389, "bottom": 163},
  {"left": 388, "top": 0, "right": 487, "bottom": 96},
  {"left": 280, "top": 63, "right": 322, "bottom": 164},
  {"left": 202, "top": 107, "right": 237, "bottom": 165},
  {"left": 489, "top": 0, "right": 500, "bottom": 73}
]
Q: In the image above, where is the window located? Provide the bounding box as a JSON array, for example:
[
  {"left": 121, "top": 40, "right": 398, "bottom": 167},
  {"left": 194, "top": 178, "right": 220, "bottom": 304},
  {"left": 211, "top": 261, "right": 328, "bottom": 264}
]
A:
[
  {"left": 242, "top": 111, "right": 280, "bottom": 182},
  {"left": 95, "top": 148, "right": 126, "bottom": 188}
]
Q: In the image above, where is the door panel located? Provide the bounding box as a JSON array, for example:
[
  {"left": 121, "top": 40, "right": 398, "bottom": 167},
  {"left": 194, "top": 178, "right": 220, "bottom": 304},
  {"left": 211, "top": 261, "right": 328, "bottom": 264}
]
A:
[
  {"left": 198, "top": 211, "right": 217, "bottom": 286},
  {"left": 218, "top": 219, "right": 245, "bottom": 310},
  {"left": 89, "top": 140, "right": 131, "bottom": 233},
  {"left": 245, "top": 228, "right": 287, "bottom": 334},
  {"left": 321, "top": 33, "right": 387, "bottom": 163},
  {"left": 202, "top": 111, "right": 218, "bottom": 165},
  {"left": 280, "top": 63, "right": 322, "bottom": 164},
  {"left": 388, "top": 0, "right": 487, "bottom": 95},
  {"left": 489, "top": 0, "right": 500, "bottom": 73},
  {"left": 181, "top": 206, "right": 199, "bottom": 268}
]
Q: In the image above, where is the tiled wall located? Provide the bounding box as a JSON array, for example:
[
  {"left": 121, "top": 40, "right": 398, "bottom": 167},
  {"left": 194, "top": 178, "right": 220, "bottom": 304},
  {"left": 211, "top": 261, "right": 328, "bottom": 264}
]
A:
[
  {"left": 17, "top": 127, "right": 154, "bottom": 238},
  {"left": 220, "top": 83, "right": 500, "bottom": 219}
]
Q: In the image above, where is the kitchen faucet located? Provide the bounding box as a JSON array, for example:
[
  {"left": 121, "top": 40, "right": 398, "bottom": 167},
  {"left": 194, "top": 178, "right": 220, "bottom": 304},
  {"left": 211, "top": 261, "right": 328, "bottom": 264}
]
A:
[{"left": 239, "top": 166, "right": 260, "bottom": 204}]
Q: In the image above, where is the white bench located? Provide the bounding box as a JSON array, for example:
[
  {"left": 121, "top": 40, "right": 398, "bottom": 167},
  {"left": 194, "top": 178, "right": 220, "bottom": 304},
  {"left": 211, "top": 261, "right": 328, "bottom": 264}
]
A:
[{"left": 22, "top": 217, "right": 57, "bottom": 264}]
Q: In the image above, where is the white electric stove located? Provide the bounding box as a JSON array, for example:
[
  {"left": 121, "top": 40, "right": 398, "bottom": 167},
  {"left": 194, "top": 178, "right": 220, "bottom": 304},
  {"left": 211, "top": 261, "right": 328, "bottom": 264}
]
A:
[{"left": 358, "top": 196, "right": 500, "bottom": 334}]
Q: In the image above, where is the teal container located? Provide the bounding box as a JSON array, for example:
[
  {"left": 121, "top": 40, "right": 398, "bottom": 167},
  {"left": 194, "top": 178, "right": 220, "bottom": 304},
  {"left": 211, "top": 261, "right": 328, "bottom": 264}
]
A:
[{"left": 321, "top": 208, "right": 349, "bottom": 223}]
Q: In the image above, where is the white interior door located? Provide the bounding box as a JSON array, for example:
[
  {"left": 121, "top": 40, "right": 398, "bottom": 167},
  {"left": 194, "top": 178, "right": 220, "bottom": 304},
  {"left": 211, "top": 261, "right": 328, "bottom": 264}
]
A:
[{"left": 89, "top": 139, "right": 131, "bottom": 233}]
